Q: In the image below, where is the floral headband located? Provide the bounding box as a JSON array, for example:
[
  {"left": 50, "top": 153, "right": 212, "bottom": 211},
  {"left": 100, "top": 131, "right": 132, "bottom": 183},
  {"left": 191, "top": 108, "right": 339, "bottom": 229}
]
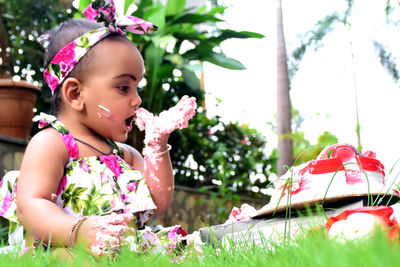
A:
[{"left": 42, "top": 0, "right": 157, "bottom": 94}]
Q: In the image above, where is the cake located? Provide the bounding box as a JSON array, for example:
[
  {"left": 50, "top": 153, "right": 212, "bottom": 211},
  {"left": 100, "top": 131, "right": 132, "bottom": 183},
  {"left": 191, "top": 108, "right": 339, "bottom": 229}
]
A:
[{"left": 253, "top": 144, "right": 397, "bottom": 217}]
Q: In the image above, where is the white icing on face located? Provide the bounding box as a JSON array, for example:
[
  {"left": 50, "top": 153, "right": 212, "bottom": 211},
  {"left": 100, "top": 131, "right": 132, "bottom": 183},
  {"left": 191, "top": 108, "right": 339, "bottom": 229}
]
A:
[{"left": 97, "top": 104, "right": 117, "bottom": 121}]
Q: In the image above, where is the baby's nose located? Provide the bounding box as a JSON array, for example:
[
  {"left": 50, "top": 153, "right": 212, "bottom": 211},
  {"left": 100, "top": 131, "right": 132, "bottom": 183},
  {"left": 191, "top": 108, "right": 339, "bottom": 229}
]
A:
[{"left": 131, "top": 94, "right": 141, "bottom": 107}]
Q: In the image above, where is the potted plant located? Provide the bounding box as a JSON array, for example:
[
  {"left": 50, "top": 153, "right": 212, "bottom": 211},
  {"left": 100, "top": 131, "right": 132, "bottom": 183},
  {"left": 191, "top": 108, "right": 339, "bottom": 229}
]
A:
[{"left": 0, "top": 0, "right": 71, "bottom": 140}]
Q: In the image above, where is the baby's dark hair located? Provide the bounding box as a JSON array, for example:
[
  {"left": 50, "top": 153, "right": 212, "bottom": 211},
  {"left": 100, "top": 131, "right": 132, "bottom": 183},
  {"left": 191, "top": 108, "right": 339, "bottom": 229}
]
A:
[
  {"left": 43, "top": 18, "right": 101, "bottom": 115},
  {"left": 43, "top": 18, "right": 129, "bottom": 115}
]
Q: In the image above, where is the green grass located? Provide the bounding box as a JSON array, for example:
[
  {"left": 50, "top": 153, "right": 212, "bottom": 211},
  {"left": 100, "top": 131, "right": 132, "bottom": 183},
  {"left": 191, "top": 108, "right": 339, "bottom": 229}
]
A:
[{"left": 0, "top": 229, "right": 399, "bottom": 267}]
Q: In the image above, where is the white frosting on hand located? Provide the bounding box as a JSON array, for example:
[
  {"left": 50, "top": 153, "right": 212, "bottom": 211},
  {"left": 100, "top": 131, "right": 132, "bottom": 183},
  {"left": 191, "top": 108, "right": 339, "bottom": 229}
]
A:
[
  {"left": 90, "top": 213, "right": 134, "bottom": 256},
  {"left": 135, "top": 95, "right": 197, "bottom": 169}
]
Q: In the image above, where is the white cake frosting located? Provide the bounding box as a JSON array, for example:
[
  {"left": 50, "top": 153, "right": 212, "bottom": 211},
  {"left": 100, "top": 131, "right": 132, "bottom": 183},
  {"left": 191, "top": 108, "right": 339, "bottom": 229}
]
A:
[{"left": 254, "top": 144, "right": 392, "bottom": 217}]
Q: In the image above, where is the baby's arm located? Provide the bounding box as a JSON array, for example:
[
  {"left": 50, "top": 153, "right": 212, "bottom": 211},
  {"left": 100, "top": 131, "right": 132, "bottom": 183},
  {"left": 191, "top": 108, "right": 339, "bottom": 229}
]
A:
[
  {"left": 16, "top": 129, "right": 78, "bottom": 246},
  {"left": 132, "top": 95, "right": 196, "bottom": 216},
  {"left": 120, "top": 141, "right": 174, "bottom": 216}
]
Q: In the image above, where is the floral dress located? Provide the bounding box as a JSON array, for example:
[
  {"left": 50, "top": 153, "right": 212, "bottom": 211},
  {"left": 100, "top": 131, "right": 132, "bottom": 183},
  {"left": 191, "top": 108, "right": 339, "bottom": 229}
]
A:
[{"left": 0, "top": 113, "right": 187, "bottom": 256}]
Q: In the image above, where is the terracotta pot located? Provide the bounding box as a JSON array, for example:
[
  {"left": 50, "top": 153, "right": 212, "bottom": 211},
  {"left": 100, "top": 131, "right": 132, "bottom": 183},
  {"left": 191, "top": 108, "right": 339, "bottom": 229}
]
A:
[{"left": 0, "top": 79, "right": 41, "bottom": 140}]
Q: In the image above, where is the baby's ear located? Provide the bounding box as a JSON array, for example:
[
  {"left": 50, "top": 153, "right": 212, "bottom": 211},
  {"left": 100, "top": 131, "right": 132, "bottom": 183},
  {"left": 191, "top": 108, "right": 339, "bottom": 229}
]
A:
[{"left": 61, "top": 77, "right": 84, "bottom": 111}]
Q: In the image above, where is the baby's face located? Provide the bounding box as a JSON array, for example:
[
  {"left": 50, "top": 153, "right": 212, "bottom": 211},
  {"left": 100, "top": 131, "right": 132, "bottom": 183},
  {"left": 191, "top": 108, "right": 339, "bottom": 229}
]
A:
[{"left": 81, "top": 38, "right": 144, "bottom": 142}]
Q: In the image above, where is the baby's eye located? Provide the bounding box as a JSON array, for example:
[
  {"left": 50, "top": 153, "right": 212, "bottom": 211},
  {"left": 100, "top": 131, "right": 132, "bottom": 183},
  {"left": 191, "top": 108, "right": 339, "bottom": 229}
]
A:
[{"left": 118, "top": 85, "right": 129, "bottom": 91}]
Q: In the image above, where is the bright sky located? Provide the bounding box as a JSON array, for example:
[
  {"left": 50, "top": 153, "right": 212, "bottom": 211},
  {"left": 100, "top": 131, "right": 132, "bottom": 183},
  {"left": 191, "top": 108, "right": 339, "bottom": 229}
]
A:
[{"left": 203, "top": 0, "right": 400, "bottom": 172}]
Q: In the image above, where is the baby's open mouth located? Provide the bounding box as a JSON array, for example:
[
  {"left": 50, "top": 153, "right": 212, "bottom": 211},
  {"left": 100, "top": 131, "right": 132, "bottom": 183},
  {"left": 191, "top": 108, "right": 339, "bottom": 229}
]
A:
[{"left": 125, "top": 116, "right": 135, "bottom": 127}]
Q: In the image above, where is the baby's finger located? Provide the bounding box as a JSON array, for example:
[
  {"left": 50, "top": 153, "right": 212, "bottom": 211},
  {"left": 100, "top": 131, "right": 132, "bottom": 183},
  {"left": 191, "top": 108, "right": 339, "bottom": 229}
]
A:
[
  {"left": 135, "top": 107, "right": 154, "bottom": 131},
  {"left": 96, "top": 232, "right": 121, "bottom": 246},
  {"left": 91, "top": 233, "right": 121, "bottom": 256},
  {"left": 105, "top": 212, "right": 134, "bottom": 225},
  {"left": 92, "top": 213, "right": 133, "bottom": 228},
  {"left": 99, "top": 224, "right": 128, "bottom": 238}
]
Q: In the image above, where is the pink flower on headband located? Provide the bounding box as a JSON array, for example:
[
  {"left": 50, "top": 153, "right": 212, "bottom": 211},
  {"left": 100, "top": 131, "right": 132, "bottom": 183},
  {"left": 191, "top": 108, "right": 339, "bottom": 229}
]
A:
[
  {"left": 125, "top": 16, "right": 158, "bottom": 34},
  {"left": 60, "top": 61, "right": 77, "bottom": 76},
  {"left": 52, "top": 42, "right": 76, "bottom": 64},
  {"left": 43, "top": 69, "right": 60, "bottom": 91},
  {"left": 82, "top": 6, "right": 100, "bottom": 21},
  {"left": 42, "top": 0, "right": 157, "bottom": 93},
  {"left": 84, "top": 0, "right": 116, "bottom": 23}
]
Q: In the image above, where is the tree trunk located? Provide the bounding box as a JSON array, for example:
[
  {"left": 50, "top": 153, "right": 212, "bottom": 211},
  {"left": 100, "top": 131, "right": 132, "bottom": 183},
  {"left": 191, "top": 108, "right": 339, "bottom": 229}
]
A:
[{"left": 276, "top": 0, "right": 293, "bottom": 176}]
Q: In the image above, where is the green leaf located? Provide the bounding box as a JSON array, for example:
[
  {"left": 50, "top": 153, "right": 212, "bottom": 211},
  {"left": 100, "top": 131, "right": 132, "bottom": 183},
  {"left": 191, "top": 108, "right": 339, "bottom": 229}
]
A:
[
  {"left": 80, "top": 36, "right": 89, "bottom": 48},
  {"left": 182, "top": 43, "right": 214, "bottom": 60},
  {"left": 207, "top": 6, "right": 227, "bottom": 16},
  {"left": 73, "top": 12, "right": 84, "bottom": 19},
  {"left": 77, "top": 0, "right": 92, "bottom": 13},
  {"left": 62, "top": 195, "right": 71, "bottom": 208},
  {"left": 194, "top": 5, "right": 207, "bottom": 14},
  {"left": 124, "top": 0, "right": 137, "bottom": 15},
  {"left": 172, "top": 30, "right": 206, "bottom": 42},
  {"left": 89, "top": 184, "right": 97, "bottom": 196},
  {"left": 183, "top": 63, "right": 203, "bottom": 72},
  {"left": 7, "top": 181, "right": 12, "bottom": 193},
  {"left": 165, "top": 54, "right": 184, "bottom": 65},
  {"left": 151, "top": 34, "right": 176, "bottom": 49},
  {"left": 2, "top": 13, "right": 14, "bottom": 19},
  {"left": 71, "top": 187, "right": 88, "bottom": 198},
  {"left": 231, "top": 194, "right": 241, "bottom": 202},
  {"left": 101, "top": 201, "right": 112, "bottom": 213},
  {"left": 206, "top": 30, "right": 265, "bottom": 47},
  {"left": 166, "top": 0, "right": 186, "bottom": 16},
  {"left": 145, "top": 42, "right": 165, "bottom": 106},
  {"left": 9, "top": 222, "right": 16, "bottom": 234},
  {"left": 145, "top": 43, "right": 165, "bottom": 75},
  {"left": 182, "top": 68, "right": 200, "bottom": 90},
  {"left": 174, "top": 14, "right": 223, "bottom": 24},
  {"left": 71, "top": 198, "right": 82, "bottom": 213},
  {"left": 156, "top": 64, "right": 174, "bottom": 79},
  {"left": 135, "top": 0, "right": 152, "bottom": 17},
  {"left": 51, "top": 63, "right": 61, "bottom": 77},
  {"left": 203, "top": 53, "right": 246, "bottom": 70},
  {"left": 63, "top": 183, "right": 75, "bottom": 195},
  {"left": 142, "top": 2, "right": 166, "bottom": 30},
  {"left": 194, "top": 199, "right": 205, "bottom": 205},
  {"left": 210, "top": 29, "right": 265, "bottom": 44},
  {"left": 198, "top": 186, "right": 214, "bottom": 192}
]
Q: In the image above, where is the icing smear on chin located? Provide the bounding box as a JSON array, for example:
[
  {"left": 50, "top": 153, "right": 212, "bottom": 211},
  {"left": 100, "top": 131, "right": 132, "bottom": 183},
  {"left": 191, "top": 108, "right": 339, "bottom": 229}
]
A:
[{"left": 135, "top": 95, "right": 197, "bottom": 171}]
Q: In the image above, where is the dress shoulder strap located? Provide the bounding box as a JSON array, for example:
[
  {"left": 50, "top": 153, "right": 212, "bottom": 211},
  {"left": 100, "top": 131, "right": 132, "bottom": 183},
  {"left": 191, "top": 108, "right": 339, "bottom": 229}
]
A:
[
  {"left": 34, "top": 113, "right": 79, "bottom": 159},
  {"left": 106, "top": 139, "right": 124, "bottom": 158}
]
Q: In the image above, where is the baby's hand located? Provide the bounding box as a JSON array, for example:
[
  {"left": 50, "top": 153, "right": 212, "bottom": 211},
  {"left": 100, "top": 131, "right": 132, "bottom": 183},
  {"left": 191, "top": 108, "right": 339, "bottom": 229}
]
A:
[
  {"left": 138, "top": 95, "right": 196, "bottom": 133},
  {"left": 76, "top": 213, "right": 135, "bottom": 257},
  {"left": 135, "top": 95, "right": 197, "bottom": 168}
]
